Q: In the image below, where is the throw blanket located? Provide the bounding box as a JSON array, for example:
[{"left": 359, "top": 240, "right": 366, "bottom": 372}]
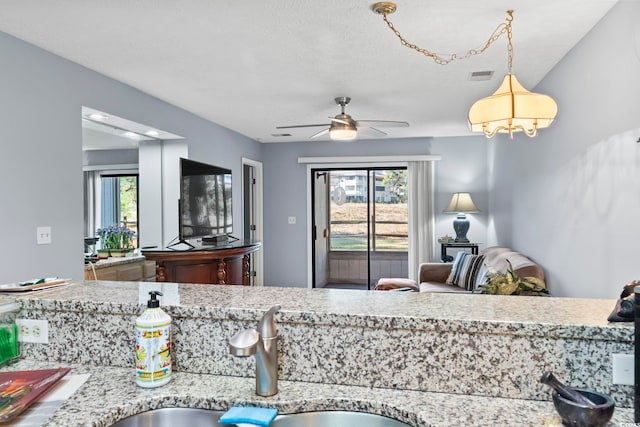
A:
[{"left": 374, "top": 278, "right": 419, "bottom": 292}]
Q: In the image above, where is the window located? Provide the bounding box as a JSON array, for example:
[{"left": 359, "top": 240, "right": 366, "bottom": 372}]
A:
[
  {"left": 84, "top": 170, "right": 139, "bottom": 248},
  {"left": 329, "top": 168, "right": 407, "bottom": 252},
  {"left": 101, "top": 175, "right": 139, "bottom": 247}
]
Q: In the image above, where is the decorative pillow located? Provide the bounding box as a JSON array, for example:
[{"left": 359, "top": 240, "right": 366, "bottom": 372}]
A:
[
  {"left": 445, "top": 251, "right": 468, "bottom": 285},
  {"left": 474, "top": 262, "right": 491, "bottom": 290},
  {"left": 446, "top": 253, "right": 486, "bottom": 291},
  {"left": 457, "top": 255, "right": 486, "bottom": 290}
]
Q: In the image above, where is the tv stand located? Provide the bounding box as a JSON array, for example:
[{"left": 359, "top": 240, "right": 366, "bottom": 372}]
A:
[{"left": 142, "top": 240, "right": 261, "bottom": 285}]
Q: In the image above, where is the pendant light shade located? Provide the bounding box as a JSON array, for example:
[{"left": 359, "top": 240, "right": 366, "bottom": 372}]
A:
[{"left": 468, "top": 74, "right": 558, "bottom": 138}]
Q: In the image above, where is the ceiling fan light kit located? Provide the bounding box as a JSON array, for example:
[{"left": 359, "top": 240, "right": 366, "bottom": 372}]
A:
[
  {"left": 371, "top": 4, "right": 558, "bottom": 139},
  {"left": 276, "top": 96, "right": 409, "bottom": 141},
  {"left": 329, "top": 97, "right": 358, "bottom": 141}
]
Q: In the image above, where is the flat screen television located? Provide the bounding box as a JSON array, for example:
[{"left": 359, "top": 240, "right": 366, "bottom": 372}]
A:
[{"left": 179, "top": 158, "right": 232, "bottom": 241}]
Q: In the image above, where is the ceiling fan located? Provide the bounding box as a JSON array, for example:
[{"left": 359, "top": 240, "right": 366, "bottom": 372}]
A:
[{"left": 276, "top": 97, "right": 409, "bottom": 140}]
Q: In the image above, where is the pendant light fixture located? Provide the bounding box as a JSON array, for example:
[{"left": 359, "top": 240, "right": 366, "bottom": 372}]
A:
[
  {"left": 467, "top": 11, "right": 558, "bottom": 138},
  {"left": 371, "top": 5, "right": 558, "bottom": 138}
]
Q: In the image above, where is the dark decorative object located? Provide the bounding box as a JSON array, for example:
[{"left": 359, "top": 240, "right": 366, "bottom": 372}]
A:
[
  {"left": 541, "top": 371, "right": 595, "bottom": 406},
  {"left": 541, "top": 371, "right": 614, "bottom": 427},
  {"left": 552, "top": 389, "right": 614, "bottom": 427},
  {"left": 607, "top": 280, "right": 638, "bottom": 322}
]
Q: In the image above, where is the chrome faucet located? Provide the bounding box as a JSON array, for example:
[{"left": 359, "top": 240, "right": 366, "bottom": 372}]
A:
[{"left": 228, "top": 305, "right": 280, "bottom": 396}]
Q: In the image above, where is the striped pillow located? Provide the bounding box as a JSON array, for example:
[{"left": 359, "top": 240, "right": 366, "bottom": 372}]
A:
[
  {"left": 446, "top": 253, "right": 486, "bottom": 291},
  {"left": 445, "top": 251, "right": 468, "bottom": 285}
]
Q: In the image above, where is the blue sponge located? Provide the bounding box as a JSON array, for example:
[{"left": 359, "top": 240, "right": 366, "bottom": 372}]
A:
[{"left": 219, "top": 406, "right": 278, "bottom": 426}]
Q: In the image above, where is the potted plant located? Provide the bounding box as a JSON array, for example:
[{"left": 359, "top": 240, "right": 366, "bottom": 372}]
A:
[
  {"left": 477, "top": 260, "right": 549, "bottom": 296},
  {"left": 96, "top": 225, "right": 136, "bottom": 258}
]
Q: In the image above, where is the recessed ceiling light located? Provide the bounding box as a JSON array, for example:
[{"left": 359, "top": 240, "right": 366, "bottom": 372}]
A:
[
  {"left": 123, "top": 131, "right": 141, "bottom": 140},
  {"left": 469, "top": 71, "right": 494, "bottom": 81},
  {"left": 88, "top": 113, "right": 108, "bottom": 121},
  {"left": 85, "top": 113, "right": 109, "bottom": 121},
  {"left": 145, "top": 130, "right": 160, "bottom": 137}
]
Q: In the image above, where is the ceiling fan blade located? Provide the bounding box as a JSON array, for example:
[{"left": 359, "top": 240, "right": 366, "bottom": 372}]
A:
[
  {"left": 366, "top": 127, "right": 387, "bottom": 136},
  {"left": 355, "top": 120, "right": 409, "bottom": 128},
  {"left": 310, "top": 128, "right": 330, "bottom": 139},
  {"left": 276, "top": 123, "right": 330, "bottom": 129}
]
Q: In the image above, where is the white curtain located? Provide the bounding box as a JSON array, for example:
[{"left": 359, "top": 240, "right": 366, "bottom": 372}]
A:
[{"left": 407, "top": 161, "right": 435, "bottom": 281}]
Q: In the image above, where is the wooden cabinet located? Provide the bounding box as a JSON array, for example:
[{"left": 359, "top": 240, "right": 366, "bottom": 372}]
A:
[
  {"left": 143, "top": 241, "right": 261, "bottom": 285},
  {"left": 85, "top": 258, "right": 156, "bottom": 281}
]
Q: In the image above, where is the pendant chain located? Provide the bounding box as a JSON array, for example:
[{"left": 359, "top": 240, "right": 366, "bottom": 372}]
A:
[{"left": 380, "top": 10, "right": 514, "bottom": 68}]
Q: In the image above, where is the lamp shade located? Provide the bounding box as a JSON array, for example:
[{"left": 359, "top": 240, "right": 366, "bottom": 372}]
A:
[
  {"left": 444, "top": 193, "right": 480, "bottom": 214},
  {"left": 468, "top": 74, "right": 558, "bottom": 138}
]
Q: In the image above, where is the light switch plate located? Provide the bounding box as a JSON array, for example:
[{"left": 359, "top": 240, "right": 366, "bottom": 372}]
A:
[
  {"left": 612, "top": 353, "right": 634, "bottom": 385},
  {"left": 36, "top": 226, "right": 52, "bottom": 245}
]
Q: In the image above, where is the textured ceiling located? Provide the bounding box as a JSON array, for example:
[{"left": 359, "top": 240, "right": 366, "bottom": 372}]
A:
[{"left": 0, "top": 0, "right": 619, "bottom": 143}]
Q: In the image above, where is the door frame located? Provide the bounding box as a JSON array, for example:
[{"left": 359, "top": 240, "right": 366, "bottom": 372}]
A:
[
  {"left": 242, "top": 157, "right": 264, "bottom": 286},
  {"left": 305, "top": 161, "right": 406, "bottom": 288},
  {"left": 302, "top": 155, "right": 441, "bottom": 288}
]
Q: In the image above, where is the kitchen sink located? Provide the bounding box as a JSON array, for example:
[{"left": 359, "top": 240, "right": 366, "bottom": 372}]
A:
[
  {"left": 272, "top": 410, "right": 411, "bottom": 426},
  {"left": 110, "top": 408, "right": 225, "bottom": 426},
  {"left": 110, "top": 407, "right": 412, "bottom": 426}
]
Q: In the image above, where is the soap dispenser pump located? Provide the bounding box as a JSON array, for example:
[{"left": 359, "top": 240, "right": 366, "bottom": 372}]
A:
[{"left": 135, "top": 291, "right": 172, "bottom": 388}]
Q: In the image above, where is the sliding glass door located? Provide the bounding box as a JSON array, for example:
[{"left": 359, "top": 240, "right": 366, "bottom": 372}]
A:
[{"left": 312, "top": 167, "right": 408, "bottom": 289}]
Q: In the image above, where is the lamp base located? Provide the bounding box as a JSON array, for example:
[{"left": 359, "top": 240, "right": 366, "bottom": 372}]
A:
[{"left": 452, "top": 214, "right": 470, "bottom": 243}]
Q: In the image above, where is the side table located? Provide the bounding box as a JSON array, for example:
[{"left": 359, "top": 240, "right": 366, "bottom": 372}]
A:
[{"left": 441, "top": 242, "right": 479, "bottom": 262}]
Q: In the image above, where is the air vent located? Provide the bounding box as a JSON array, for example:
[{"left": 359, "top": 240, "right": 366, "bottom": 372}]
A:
[
  {"left": 271, "top": 133, "right": 292, "bottom": 137},
  {"left": 469, "top": 70, "right": 494, "bottom": 81}
]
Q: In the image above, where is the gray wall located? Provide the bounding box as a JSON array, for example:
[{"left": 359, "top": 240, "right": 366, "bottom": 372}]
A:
[
  {"left": 491, "top": 1, "right": 640, "bottom": 298},
  {"left": 0, "top": 31, "right": 260, "bottom": 284},
  {"left": 261, "top": 136, "right": 489, "bottom": 287}
]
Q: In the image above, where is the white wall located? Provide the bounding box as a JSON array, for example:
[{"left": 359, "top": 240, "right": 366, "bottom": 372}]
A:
[{"left": 494, "top": 1, "right": 640, "bottom": 298}]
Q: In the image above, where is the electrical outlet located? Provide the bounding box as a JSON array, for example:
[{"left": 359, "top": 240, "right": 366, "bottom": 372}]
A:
[
  {"left": 612, "top": 353, "right": 634, "bottom": 385},
  {"left": 288, "top": 216, "right": 296, "bottom": 225},
  {"left": 15, "top": 319, "right": 49, "bottom": 344}
]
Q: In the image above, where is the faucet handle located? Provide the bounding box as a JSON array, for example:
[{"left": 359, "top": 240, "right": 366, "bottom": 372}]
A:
[{"left": 257, "top": 305, "right": 281, "bottom": 338}]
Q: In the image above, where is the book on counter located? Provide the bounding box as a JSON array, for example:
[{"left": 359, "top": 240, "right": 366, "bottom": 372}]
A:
[
  {"left": 0, "top": 368, "right": 70, "bottom": 422},
  {"left": 0, "top": 278, "right": 71, "bottom": 292}
]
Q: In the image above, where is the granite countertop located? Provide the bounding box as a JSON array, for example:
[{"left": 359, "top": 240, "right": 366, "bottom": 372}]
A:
[
  {"left": 3, "top": 360, "right": 633, "bottom": 427},
  {"left": 6, "top": 282, "right": 636, "bottom": 426},
  {"left": 83, "top": 255, "right": 146, "bottom": 271},
  {"left": 16, "top": 281, "right": 633, "bottom": 341}
]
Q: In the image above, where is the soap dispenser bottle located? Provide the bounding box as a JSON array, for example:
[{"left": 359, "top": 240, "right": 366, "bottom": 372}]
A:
[{"left": 135, "top": 291, "right": 172, "bottom": 388}]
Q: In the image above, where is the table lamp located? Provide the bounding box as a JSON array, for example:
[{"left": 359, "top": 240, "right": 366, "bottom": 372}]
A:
[{"left": 444, "top": 192, "right": 480, "bottom": 243}]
